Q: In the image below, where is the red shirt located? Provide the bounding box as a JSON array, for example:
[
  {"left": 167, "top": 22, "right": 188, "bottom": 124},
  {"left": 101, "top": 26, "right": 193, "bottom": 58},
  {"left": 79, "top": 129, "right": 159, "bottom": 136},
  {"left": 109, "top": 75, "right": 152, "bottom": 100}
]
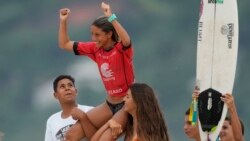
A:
[{"left": 73, "top": 42, "right": 135, "bottom": 97}]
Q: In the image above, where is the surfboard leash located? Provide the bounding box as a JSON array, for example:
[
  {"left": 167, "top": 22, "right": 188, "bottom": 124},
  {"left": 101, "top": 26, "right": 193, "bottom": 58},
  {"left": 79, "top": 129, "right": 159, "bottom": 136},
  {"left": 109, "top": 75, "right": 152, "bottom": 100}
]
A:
[{"left": 207, "top": 133, "right": 211, "bottom": 141}]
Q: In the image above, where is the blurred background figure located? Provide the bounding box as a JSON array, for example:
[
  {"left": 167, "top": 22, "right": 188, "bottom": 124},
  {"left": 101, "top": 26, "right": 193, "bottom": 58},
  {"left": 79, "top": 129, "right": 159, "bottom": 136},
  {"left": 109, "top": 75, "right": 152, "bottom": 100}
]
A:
[
  {"left": 0, "top": 131, "right": 4, "bottom": 141},
  {"left": 184, "top": 108, "right": 200, "bottom": 141}
]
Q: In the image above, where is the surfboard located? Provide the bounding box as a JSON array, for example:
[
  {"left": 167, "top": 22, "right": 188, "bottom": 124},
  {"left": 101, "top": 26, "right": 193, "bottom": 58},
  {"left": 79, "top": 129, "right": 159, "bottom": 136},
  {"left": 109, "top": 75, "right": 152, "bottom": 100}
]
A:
[{"left": 195, "top": 0, "right": 238, "bottom": 140}]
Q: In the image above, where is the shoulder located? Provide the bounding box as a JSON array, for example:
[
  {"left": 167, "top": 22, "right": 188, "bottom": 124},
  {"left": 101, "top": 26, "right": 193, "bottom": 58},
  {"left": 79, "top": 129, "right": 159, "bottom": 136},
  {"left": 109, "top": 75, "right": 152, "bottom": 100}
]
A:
[
  {"left": 114, "top": 42, "right": 132, "bottom": 52},
  {"left": 76, "top": 42, "right": 98, "bottom": 49},
  {"left": 73, "top": 41, "right": 99, "bottom": 54},
  {"left": 114, "top": 42, "right": 123, "bottom": 48},
  {"left": 46, "top": 111, "right": 62, "bottom": 124}
]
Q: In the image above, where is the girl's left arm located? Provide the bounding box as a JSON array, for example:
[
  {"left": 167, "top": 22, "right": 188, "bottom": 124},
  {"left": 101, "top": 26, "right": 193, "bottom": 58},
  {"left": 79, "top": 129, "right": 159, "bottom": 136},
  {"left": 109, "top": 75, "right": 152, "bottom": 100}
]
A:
[
  {"left": 101, "top": 2, "right": 131, "bottom": 47},
  {"left": 221, "top": 94, "right": 244, "bottom": 141}
]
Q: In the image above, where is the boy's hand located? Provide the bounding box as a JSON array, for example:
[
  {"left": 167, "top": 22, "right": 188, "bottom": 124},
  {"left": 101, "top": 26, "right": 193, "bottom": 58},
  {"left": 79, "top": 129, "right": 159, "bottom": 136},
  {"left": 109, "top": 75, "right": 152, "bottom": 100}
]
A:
[
  {"left": 192, "top": 86, "right": 200, "bottom": 99},
  {"left": 71, "top": 107, "right": 86, "bottom": 120}
]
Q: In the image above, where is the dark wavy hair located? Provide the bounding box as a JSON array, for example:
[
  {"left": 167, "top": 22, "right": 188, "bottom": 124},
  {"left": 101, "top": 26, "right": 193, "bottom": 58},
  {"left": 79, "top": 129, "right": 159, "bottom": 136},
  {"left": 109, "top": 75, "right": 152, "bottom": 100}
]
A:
[
  {"left": 92, "top": 16, "right": 119, "bottom": 42},
  {"left": 125, "top": 83, "right": 170, "bottom": 141}
]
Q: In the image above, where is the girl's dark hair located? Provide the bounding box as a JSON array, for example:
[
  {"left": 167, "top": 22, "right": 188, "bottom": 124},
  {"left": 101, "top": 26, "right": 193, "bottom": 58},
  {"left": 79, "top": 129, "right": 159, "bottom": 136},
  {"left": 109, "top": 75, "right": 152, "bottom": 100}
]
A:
[
  {"left": 225, "top": 116, "right": 244, "bottom": 135},
  {"left": 53, "top": 75, "right": 75, "bottom": 92},
  {"left": 92, "top": 16, "right": 119, "bottom": 42},
  {"left": 125, "top": 83, "right": 170, "bottom": 141}
]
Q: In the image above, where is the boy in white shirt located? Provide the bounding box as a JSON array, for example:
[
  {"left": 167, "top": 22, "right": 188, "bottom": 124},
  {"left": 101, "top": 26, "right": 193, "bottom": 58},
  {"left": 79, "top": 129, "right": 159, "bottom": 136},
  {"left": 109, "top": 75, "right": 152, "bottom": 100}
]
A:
[{"left": 44, "top": 75, "right": 93, "bottom": 141}]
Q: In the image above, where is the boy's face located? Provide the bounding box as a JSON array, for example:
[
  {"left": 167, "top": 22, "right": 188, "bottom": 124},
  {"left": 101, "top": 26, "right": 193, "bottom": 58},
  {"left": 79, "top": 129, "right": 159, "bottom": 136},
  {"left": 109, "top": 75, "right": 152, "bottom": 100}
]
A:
[
  {"left": 184, "top": 115, "right": 199, "bottom": 139},
  {"left": 54, "top": 78, "right": 77, "bottom": 103},
  {"left": 219, "top": 120, "right": 234, "bottom": 141}
]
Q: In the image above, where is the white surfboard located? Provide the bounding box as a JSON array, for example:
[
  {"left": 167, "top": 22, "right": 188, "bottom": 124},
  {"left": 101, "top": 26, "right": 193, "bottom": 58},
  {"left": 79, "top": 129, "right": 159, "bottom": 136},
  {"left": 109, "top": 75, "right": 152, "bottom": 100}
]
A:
[{"left": 196, "top": 0, "right": 238, "bottom": 140}]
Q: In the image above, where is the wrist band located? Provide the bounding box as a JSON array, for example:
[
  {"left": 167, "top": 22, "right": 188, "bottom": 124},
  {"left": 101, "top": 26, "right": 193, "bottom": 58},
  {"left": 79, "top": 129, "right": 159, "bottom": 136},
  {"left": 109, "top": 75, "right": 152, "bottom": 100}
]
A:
[{"left": 108, "top": 14, "right": 117, "bottom": 22}]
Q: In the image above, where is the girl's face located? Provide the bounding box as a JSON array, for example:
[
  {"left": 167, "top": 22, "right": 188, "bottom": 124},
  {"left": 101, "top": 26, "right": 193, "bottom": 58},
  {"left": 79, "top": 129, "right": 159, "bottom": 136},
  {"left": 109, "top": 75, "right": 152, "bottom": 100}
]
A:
[
  {"left": 219, "top": 120, "right": 234, "bottom": 141},
  {"left": 123, "top": 89, "right": 137, "bottom": 115},
  {"left": 91, "top": 25, "right": 112, "bottom": 48},
  {"left": 54, "top": 78, "right": 77, "bottom": 104}
]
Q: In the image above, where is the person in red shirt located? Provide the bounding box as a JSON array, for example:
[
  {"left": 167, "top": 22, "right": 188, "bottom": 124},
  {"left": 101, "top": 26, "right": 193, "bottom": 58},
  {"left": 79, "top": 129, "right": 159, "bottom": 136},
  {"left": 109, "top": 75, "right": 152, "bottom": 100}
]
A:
[{"left": 59, "top": 2, "right": 134, "bottom": 141}]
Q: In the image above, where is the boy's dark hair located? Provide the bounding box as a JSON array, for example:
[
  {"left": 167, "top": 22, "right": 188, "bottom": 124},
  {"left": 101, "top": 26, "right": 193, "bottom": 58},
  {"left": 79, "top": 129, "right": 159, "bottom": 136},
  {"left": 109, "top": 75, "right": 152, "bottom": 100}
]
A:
[
  {"left": 225, "top": 116, "right": 244, "bottom": 135},
  {"left": 53, "top": 75, "right": 75, "bottom": 92},
  {"left": 185, "top": 108, "right": 190, "bottom": 115},
  {"left": 92, "top": 16, "right": 119, "bottom": 42}
]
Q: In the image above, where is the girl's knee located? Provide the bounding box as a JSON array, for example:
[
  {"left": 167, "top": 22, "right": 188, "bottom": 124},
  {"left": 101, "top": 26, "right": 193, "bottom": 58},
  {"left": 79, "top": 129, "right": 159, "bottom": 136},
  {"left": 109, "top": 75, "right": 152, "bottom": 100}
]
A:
[
  {"left": 65, "top": 129, "right": 82, "bottom": 141},
  {"left": 65, "top": 131, "right": 75, "bottom": 141}
]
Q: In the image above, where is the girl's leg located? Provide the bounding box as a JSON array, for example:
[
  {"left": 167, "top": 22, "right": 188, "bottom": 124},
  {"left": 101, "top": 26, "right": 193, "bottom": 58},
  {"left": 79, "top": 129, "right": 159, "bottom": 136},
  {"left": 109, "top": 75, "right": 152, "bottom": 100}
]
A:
[
  {"left": 64, "top": 121, "right": 85, "bottom": 141},
  {"left": 87, "top": 102, "right": 113, "bottom": 127},
  {"left": 65, "top": 102, "right": 113, "bottom": 141}
]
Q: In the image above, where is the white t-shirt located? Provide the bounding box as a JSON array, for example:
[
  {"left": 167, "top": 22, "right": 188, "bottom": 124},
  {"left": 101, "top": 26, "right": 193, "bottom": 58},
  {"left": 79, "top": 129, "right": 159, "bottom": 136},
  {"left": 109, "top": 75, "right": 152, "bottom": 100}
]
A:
[{"left": 44, "top": 105, "right": 93, "bottom": 141}]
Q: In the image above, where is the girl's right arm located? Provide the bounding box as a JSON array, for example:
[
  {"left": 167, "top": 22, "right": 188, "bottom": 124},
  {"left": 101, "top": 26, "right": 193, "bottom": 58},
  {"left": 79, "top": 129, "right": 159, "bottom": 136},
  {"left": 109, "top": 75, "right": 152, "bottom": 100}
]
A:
[
  {"left": 58, "top": 8, "right": 74, "bottom": 52},
  {"left": 90, "top": 119, "right": 123, "bottom": 141},
  {"left": 90, "top": 122, "right": 109, "bottom": 141}
]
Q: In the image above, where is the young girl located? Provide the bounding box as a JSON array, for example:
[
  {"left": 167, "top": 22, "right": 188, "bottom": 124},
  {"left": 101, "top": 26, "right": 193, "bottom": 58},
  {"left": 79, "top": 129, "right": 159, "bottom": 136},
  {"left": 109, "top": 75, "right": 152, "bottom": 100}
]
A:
[
  {"left": 123, "top": 83, "right": 170, "bottom": 141},
  {"left": 90, "top": 83, "right": 170, "bottom": 141},
  {"left": 59, "top": 2, "right": 134, "bottom": 141}
]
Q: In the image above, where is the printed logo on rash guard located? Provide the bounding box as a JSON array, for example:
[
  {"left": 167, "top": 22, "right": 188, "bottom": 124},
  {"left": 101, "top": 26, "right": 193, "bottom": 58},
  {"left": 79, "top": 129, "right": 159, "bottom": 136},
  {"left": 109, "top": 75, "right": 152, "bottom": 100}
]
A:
[
  {"left": 56, "top": 124, "right": 73, "bottom": 140},
  {"left": 100, "top": 63, "right": 115, "bottom": 81}
]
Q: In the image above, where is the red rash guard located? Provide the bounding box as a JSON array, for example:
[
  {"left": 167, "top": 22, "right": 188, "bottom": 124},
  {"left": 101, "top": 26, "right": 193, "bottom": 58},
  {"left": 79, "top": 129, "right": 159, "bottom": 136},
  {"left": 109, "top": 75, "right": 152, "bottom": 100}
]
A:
[{"left": 73, "top": 41, "right": 135, "bottom": 97}]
